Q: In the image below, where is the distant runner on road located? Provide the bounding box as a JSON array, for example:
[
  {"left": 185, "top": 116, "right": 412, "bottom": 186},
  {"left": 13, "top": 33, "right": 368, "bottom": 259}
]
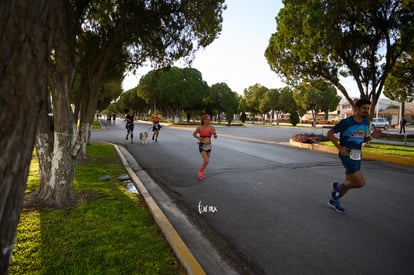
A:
[{"left": 151, "top": 111, "right": 162, "bottom": 142}]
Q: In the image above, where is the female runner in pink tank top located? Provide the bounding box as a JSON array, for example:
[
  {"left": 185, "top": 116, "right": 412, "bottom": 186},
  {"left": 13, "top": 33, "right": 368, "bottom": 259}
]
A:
[{"left": 192, "top": 114, "right": 217, "bottom": 180}]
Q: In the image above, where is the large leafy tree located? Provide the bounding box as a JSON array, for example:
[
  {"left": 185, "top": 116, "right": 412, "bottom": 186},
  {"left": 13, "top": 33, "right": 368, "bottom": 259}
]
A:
[
  {"left": 35, "top": 0, "right": 226, "bottom": 209},
  {"left": 96, "top": 80, "right": 124, "bottom": 113},
  {"left": 208, "top": 83, "right": 240, "bottom": 124},
  {"left": 208, "top": 82, "right": 226, "bottom": 121},
  {"left": 137, "top": 69, "right": 165, "bottom": 112},
  {"left": 244, "top": 84, "right": 269, "bottom": 123},
  {"left": 318, "top": 83, "right": 341, "bottom": 121},
  {"left": 0, "top": 1, "right": 59, "bottom": 273},
  {"left": 265, "top": 0, "right": 414, "bottom": 118},
  {"left": 260, "top": 88, "right": 282, "bottom": 124},
  {"left": 179, "top": 67, "right": 210, "bottom": 118},
  {"left": 162, "top": 67, "right": 209, "bottom": 118},
  {"left": 279, "top": 86, "right": 297, "bottom": 114},
  {"left": 223, "top": 91, "right": 241, "bottom": 125},
  {"left": 118, "top": 88, "right": 150, "bottom": 117},
  {"left": 294, "top": 80, "right": 340, "bottom": 127},
  {"left": 384, "top": 50, "right": 414, "bottom": 121},
  {"left": 278, "top": 86, "right": 298, "bottom": 125},
  {"left": 138, "top": 67, "right": 209, "bottom": 118},
  {"left": 76, "top": 0, "right": 225, "bottom": 149}
]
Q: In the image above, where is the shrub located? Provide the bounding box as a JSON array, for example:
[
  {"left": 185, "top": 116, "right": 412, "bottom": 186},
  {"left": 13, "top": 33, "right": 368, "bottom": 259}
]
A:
[
  {"left": 291, "top": 133, "right": 329, "bottom": 144},
  {"left": 290, "top": 111, "right": 299, "bottom": 126},
  {"left": 240, "top": 112, "right": 247, "bottom": 123}
]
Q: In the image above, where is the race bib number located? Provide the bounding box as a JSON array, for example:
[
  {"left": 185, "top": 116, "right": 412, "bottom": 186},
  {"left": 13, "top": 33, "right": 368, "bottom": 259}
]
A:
[{"left": 349, "top": 149, "right": 361, "bottom": 160}]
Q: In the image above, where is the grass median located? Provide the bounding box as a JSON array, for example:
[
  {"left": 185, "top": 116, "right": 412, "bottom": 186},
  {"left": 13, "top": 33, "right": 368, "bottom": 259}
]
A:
[
  {"left": 319, "top": 141, "right": 414, "bottom": 158},
  {"left": 11, "top": 143, "right": 185, "bottom": 274}
]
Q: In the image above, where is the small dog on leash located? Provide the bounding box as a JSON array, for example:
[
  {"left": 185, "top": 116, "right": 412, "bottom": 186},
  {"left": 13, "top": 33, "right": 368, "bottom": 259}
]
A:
[{"left": 139, "top": 132, "right": 149, "bottom": 144}]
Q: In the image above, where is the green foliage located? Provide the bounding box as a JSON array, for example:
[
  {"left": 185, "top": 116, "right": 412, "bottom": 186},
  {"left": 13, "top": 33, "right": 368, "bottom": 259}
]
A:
[
  {"left": 260, "top": 88, "right": 279, "bottom": 114},
  {"left": 384, "top": 50, "right": 414, "bottom": 102},
  {"left": 265, "top": 0, "right": 414, "bottom": 116},
  {"left": 70, "top": 0, "right": 226, "bottom": 131},
  {"left": 137, "top": 67, "right": 209, "bottom": 116},
  {"left": 96, "top": 80, "right": 124, "bottom": 112},
  {"left": 13, "top": 144, "right": 184, "bottom": 275},
  {"left": 92, "top": 118, "right": 103, "bottom": 130},
  {"left": 117, "top": 88, "right": 149, "bottom": 115},
  {"left": 289, "top": 110, "right": 299, "bottom": 126},
  {"left": 240, "top": 112, "right": 247, "bottom": 123},
  {"left": 79, "top": 1, "right": 226, "bottom": 68},
  {"left": 278, "top": 86, "right": 296, "bottom": 113},
  {"left": 243, "top": 84, "right": 269, "bottom": 121},
  {"left": 294, "top": 80, "right": 340, "bottom": 123},
  {"left": 223, "top": 91, "right": 240, "bottom": 124},
  {"left": 26, "top": 161, "right": 39, "bottom": 194},
  {"left": 208, "top": 82, "right": 240, "bottom": 124}
]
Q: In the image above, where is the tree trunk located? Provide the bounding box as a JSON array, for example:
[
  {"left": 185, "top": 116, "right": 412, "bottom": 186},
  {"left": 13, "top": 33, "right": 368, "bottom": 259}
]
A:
[
  {"left": 400, "top": 101, "right": 405, "bottom": 125},
  {"left": 0, "top": 1, "right": 58, "bottom": 273},
  {"left": 35, "top": 94, "right": 54, "bottom": 195},
  {"left": 36, "top": 1, "right": 80, "bottom": 208},
  {"left": 77, "top": 44, "right": 115, "bottom": 157},
  {"left": 311, "top": 109, "right": 317, "bottom": 128},
  {"left": 36, "top": 79, "right": 79, "bottom": 208},
  {"left": 78, "top": 77, "right": 102, "bottom": 158}
]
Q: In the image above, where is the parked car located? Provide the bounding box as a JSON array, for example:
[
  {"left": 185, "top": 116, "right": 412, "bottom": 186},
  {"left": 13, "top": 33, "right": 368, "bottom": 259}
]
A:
[{"left": 372, "top": 118, "right": 389, "bottom": 130}]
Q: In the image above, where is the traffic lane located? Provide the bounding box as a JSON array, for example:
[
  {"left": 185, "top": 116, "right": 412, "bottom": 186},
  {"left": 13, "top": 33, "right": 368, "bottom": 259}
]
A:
[
  {"left": 93, "top": 124, "right": 414, "bottom": 274},
  {"left": 212, "top": 124, "right": 414, "bottom": 144},
  {"left": 126, "top": 126, "right": 338, "bottom": 188},
  {"left": 209, "top": 162, "right": 414, "bottom": 275},
  {"left": 185, "top": 156, "right": 414, "bottom": 274},
  {"left": 92, "top": 124, "right": 247, "bottom": 273},
  {"left": 128, "top": 128, "right": 414, "bottom": 275},
  {"left": 120, "top": 126, "right": 341, "bottom": 273},
  {"left": 216, "top": 124, "right": 326, "bottom": 142}
]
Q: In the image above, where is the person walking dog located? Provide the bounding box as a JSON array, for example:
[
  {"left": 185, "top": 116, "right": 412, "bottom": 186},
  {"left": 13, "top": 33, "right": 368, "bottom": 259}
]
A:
[{"left": 125, "top": 110, "right": 134, "bottom": 144}]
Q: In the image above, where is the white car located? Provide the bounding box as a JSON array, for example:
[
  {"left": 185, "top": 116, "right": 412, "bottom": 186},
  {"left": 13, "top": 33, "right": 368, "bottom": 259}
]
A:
[{"left": 372, "top": 118, "right": 389, "bottom": 130}]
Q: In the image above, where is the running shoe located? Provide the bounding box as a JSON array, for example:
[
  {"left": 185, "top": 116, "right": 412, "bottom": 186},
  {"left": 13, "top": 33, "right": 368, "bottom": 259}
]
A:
[
  {"left": 328, "top": 199, "right": 345, "bottom": 213},
  {"left": 331, "top": 182, "right": 341, "bottom": 201},
  {"left": 198, "top": 171, "right": 205, "bottom": 180}
]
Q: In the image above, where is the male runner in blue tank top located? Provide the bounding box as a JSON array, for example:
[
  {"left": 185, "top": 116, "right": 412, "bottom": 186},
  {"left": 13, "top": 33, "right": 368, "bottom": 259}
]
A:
[{"left": 327, "top": 98, "right": 382, "bottom": 213}]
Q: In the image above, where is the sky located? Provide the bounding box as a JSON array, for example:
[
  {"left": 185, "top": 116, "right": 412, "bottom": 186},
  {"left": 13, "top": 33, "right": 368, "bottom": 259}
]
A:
[
  {"left": 122, "top": 0, "right": 286, "bottom": 95},
  {"left": 122, "top": 0, "right": 362, "bottom": 98}
]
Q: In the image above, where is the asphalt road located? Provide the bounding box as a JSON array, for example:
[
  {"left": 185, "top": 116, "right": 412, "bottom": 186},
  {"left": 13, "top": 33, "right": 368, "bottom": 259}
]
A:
[{"left": 93, "top": 120, "right": 414, "bottom": 275}]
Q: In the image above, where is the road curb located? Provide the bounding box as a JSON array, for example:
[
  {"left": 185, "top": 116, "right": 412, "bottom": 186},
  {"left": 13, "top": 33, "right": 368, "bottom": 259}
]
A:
[
  {"left": 113, "top": 144, "right": 206, "bottom": 275},
  {"left": 289, "top": 139, "right": 414, "bottom": 166}
]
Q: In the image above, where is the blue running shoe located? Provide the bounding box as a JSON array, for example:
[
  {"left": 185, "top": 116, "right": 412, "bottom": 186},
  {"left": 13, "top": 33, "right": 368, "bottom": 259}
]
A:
[
  {"left": 331, "top": 182, "right": 341, "bottom": 201},
  {"left": 328, "top": 199, "right": 345, "bottom": 213}
]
